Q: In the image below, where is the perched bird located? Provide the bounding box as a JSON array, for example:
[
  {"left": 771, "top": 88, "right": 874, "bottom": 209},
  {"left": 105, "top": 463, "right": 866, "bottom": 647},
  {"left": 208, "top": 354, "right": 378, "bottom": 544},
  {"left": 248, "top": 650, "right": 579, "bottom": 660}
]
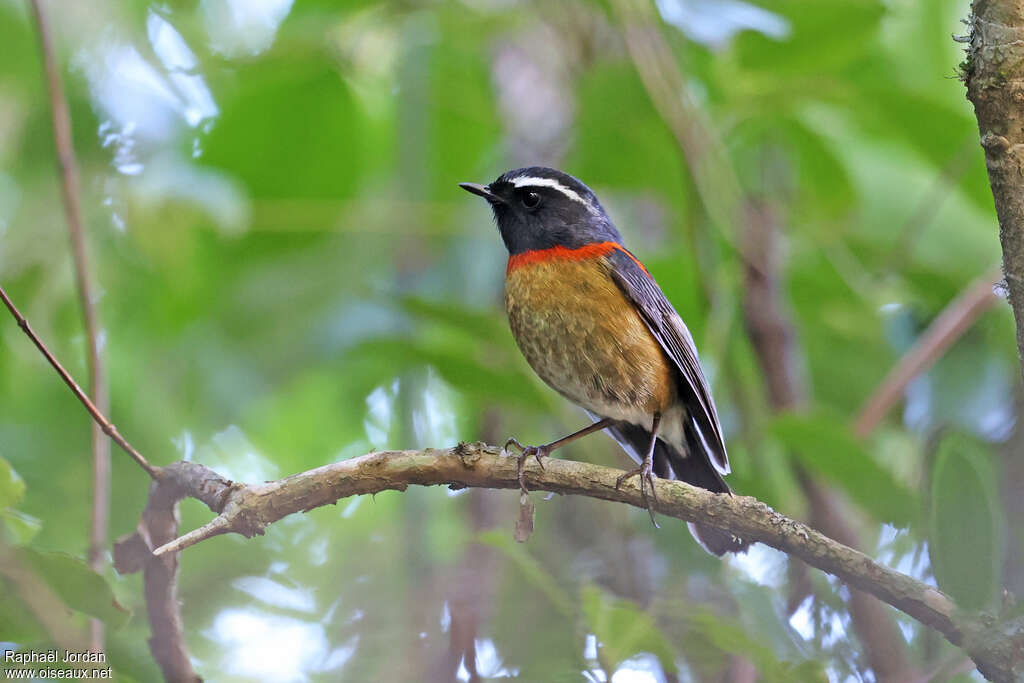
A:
[{"left": 460, "top": 167, "right": 747, "bottom": 555}]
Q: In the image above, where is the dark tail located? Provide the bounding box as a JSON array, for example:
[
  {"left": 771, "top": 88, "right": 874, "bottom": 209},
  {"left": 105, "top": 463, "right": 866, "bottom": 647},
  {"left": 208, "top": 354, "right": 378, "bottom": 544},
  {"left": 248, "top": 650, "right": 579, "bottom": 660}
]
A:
[{"left": 605, "top": 420, "right": 749, "bottom": 556}]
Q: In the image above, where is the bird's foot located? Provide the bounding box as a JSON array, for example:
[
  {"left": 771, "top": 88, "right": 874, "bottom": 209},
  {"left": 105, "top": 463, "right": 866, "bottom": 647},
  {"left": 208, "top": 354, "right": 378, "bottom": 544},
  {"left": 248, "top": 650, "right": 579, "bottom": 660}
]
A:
[
  {"left": 615, "top": 459, "right": 660, "bottom": 529},
  {"left": 504, "top": 438, "right": 550, "bottom": 494}
]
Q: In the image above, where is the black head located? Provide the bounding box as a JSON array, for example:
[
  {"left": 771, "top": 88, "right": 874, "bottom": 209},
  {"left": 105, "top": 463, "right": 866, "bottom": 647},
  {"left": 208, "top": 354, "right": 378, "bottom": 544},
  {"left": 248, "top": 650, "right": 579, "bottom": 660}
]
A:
[{"left": 459, "top": 167, "right": 623, "bottom": 255}]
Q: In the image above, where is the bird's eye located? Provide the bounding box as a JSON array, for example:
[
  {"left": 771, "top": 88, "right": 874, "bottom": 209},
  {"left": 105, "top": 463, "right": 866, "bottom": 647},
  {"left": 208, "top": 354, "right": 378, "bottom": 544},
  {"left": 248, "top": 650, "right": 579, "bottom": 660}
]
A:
[{"left": 521, "top": 192, "right": 541, "bottom": 209}]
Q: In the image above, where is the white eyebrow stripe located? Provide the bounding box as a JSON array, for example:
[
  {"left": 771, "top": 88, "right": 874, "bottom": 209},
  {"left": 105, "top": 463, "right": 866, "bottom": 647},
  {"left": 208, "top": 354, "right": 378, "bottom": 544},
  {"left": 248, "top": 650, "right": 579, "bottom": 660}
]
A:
[{"left": 511, "top": 176, "right": 592, "bottom": 209}]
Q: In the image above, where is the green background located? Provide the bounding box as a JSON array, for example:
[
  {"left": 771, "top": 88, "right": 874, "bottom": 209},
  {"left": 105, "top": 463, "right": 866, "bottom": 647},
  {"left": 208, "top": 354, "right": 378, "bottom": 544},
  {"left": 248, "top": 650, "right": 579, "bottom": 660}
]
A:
[{"left": 0, "top": 0, "right": 1017, "bottom": 680}]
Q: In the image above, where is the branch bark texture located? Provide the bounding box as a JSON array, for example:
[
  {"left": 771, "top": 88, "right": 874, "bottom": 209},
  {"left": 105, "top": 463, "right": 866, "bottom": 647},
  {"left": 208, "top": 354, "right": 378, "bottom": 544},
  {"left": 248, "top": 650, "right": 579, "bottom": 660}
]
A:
[
  {"left": 961, "top": 6, "right": 1024, "bottom": 678},
  {"left": 112, "top": 463, "right": 225, "bottom": 683},
  {"left": 135, "top": 444, "right": 1024, "bottom": 677},
  {"left": 964, "top": 0, "right": 1024, "bottom": 376}
]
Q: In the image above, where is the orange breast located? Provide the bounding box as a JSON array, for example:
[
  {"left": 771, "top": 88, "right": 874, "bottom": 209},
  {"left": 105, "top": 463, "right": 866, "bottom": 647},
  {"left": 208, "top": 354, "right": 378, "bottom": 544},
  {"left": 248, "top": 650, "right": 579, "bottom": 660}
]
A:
[{"left": 504, "top": 252, "right": 675, "bottom": 418}]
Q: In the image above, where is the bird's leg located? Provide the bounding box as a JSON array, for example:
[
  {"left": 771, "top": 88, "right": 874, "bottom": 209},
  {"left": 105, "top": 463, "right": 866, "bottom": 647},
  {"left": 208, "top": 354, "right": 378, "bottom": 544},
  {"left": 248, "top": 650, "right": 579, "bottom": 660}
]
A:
[
  {"left": 505, "top": 418, "right": 614, "bottom": 493},
  {"left": 615, "top": 413, "right": 662, "bottom": 528}
]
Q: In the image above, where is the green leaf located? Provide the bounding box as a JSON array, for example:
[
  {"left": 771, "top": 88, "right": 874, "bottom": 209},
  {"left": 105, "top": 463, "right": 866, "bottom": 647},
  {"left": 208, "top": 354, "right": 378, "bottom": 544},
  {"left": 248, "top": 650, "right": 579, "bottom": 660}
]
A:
[
  {"left": 928, "top": 433, "right": 1003, "bottom": 611},
  {"left": 0, "top": 456, "right": 38, "bottom": 545},
  {"left": 21, "top": 549, "right": 131, "bottom": 629},
  {"left": 581, "top": 584, "right": 677, "bottom": 675},
  {"left": 1, "top": 509, "right": 41, "bottom": 546},
  {"left": 770, "top": 412, "right": 917, "bottom": 525},
  {"left": 0, "top": 455, "right": 25, "bottom": 509}
]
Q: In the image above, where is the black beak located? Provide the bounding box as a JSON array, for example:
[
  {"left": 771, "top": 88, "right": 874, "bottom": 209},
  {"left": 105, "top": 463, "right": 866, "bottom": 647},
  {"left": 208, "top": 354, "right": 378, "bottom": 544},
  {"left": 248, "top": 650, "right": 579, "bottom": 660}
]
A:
[{"left": 459, "top": 182, "right": 506, "bottom": 205}]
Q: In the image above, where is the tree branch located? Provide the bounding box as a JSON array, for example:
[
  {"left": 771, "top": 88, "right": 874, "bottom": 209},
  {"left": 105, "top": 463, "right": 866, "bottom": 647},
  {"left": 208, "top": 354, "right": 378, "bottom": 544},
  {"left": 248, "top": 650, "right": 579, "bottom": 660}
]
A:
[
  {"left": 113, "top": 464, "right": 211, "bottom": 683},
  {"left": 26, "top": 0, "right": 112, "bottom": 650},
  {"left": 0, "top": 285, "right": 157, "bottom": 478},
  {"left": 964, "top": 0, "right": 1024, "bottom": 379},
  {"left": 141, "top": 443, "right": 1024, "bottom": 671},
  {"left": 852, "top": 265, "right": 1002, "bottom": 437},
  {"left": 5, "top": 279, "right": 1023, "bottom": 679}
]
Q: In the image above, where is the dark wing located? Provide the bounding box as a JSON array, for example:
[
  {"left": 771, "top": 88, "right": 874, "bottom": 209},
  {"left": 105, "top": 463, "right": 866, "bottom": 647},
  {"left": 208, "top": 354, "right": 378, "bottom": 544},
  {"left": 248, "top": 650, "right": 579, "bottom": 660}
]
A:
[{"left": 605, "top": 246, "right": 730, "bottom": 475}]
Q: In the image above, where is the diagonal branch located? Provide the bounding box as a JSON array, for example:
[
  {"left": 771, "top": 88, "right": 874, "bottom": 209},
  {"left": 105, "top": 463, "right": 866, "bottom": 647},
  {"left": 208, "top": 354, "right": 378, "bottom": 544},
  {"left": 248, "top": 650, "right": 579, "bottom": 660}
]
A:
[
  {"left": 135, "top": 445, "right": 1022, "bottom": 680},
  {"left": 0, "top": 285, "right": 157, "bottom": 478},
  {"left": 852, "top": 265, "right": 1002, "bottom": 437}
]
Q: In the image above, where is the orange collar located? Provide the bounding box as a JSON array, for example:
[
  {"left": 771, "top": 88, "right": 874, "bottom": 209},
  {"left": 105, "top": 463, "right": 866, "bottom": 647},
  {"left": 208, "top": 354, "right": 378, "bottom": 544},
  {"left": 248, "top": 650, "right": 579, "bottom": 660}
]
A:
[{"left": 507, "top": 241, "right": 648, "bottom": 276}]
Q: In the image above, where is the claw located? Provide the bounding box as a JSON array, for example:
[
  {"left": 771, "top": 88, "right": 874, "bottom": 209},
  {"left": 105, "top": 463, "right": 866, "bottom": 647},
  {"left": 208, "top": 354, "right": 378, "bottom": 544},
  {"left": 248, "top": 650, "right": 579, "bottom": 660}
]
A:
[
  {"left": 615, "top": 460, "right": 660, "bottom": 529},
  {"left": 504, "top": 437, "right": 526, "bottom": 454},
  {"left": 504, "top": 438, "right": 550, "bottom": 494}
]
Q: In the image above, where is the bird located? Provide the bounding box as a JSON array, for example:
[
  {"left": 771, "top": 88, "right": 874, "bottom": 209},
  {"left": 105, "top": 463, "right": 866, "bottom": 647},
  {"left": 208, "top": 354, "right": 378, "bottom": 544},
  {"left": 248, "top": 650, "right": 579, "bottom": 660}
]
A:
[{"left": 459, "top": 166, "right": 748, "bottom": 555}]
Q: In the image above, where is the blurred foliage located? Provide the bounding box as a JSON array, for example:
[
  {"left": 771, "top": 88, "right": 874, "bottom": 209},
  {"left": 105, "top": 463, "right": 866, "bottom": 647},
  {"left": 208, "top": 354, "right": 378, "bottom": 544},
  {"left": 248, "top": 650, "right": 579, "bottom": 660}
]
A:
[
  {"left": 928, "top": 432, "right": 1004, "bottom": 612},
  {"left": 770, "top": 412, "right": 918, "bottom": 526},
  {"left": 0, "top": 0, "right": 1018, "bottom": 680}
]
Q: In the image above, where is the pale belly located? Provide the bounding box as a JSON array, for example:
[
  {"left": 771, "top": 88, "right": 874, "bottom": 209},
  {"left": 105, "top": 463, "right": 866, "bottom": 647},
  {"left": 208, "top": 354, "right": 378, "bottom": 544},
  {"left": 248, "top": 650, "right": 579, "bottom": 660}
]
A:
[{"left": 504, "top": 257, "right": 681, "bottom": 439}]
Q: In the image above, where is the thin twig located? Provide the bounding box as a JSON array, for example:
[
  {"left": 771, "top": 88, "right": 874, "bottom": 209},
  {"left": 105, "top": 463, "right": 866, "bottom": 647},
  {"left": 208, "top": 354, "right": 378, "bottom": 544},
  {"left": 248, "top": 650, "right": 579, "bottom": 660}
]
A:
[
  {"left": 0, "top": 285, "right": 158, "bottom": 478},
  {"left": 853, "top": 265, "right": 1002, "bottom": 437},
  {"left": 26, "top": 0, "right": 112, "bottom": 650}
]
